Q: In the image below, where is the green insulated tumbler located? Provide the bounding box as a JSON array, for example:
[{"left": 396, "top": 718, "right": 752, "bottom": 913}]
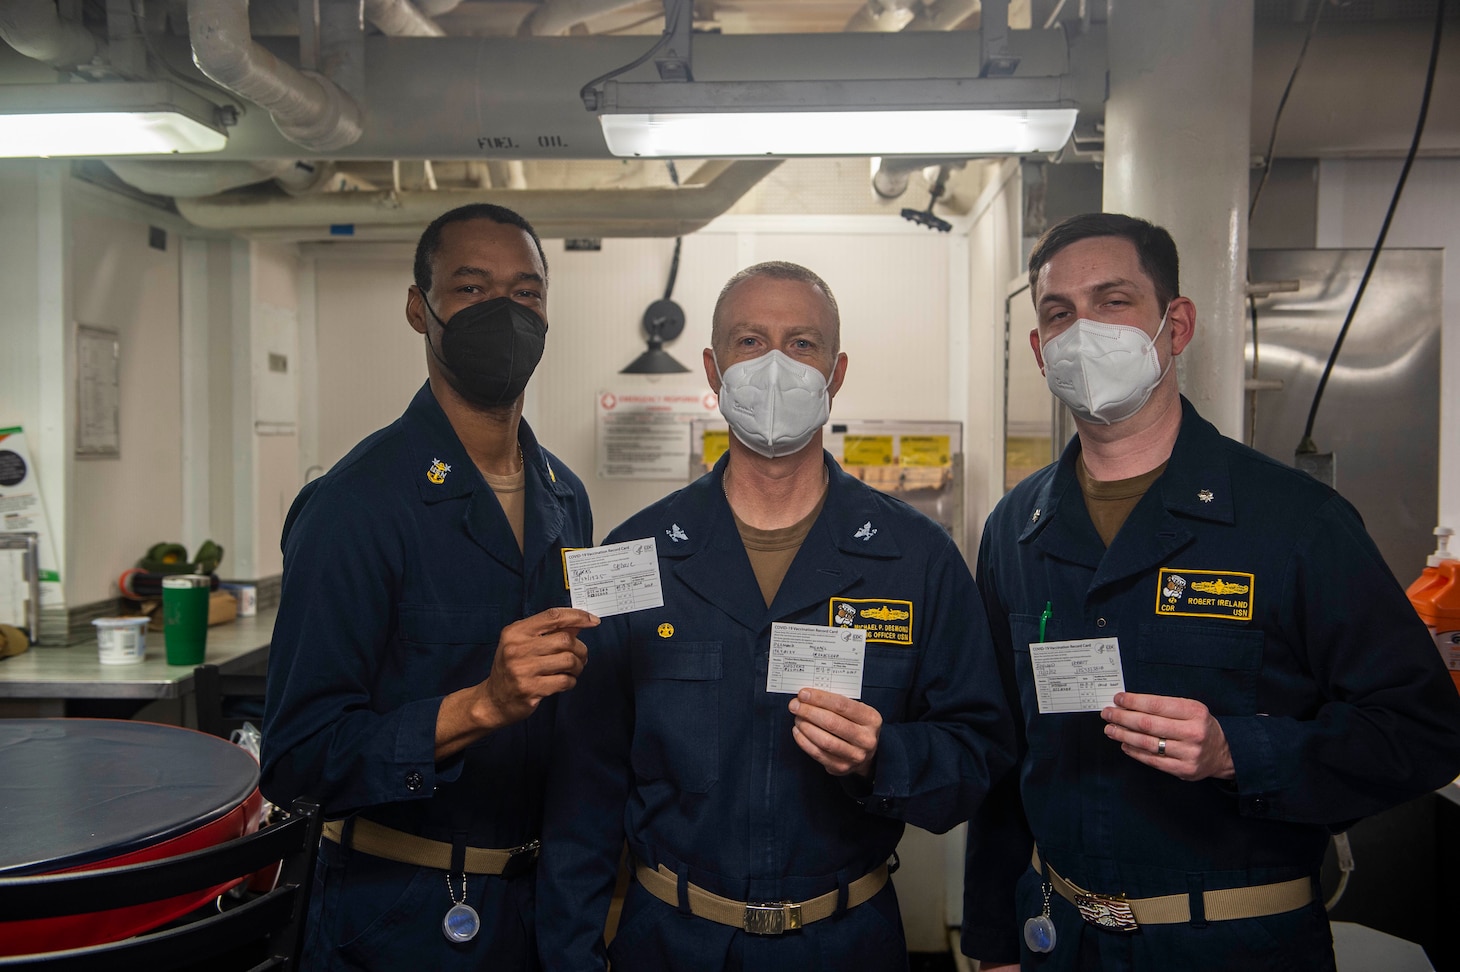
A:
[{"left": 162, "top": 574, "right": 210, "bottom": 666}]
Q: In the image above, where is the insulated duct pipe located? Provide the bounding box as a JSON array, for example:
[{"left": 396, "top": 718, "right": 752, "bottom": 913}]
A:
[
  {"left": 362, "top": 0, "right": 444, "bottom": 38},
  {"left": 234, "top": 0, "right": 444, "bottom": 37},
  {"left": 845, "top": 0, "right": 978, "bottom": 32},
  {"left": 523, "top": 0, "right": 649, "bottom": 36},
  {"left": 904, "top": 0, "right": 979, "bottom": 32},
  {"left": 104, "top": 158, "right": 334, "bottom": 197},
  {"left": 845, "top": 0, "right": 922, "bottom": 32},
  {"left": 413, "top": 0, "right": 464, "bottom": 16},
  {"left": 0, "top": 0, "right": 100, "bottom": 68},
  {"left": 188, "top": 0, "right": 364, "bottom": 151},
  {"left": 174, "top": 159, "right": 782, "bottom": 238}
]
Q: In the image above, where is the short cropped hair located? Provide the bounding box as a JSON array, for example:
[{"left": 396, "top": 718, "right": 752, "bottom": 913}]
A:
[
  {"left": 710, "top": 261, "right": 841, "bottom": 356},
  {"left": 413, "top": 203, "right": 548, "bottom": 294},
  {"left": 1027, "top": 213, "right": 1180, "bottom": 309}
]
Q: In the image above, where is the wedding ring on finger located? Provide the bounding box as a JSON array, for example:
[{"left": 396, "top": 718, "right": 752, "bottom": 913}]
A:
[{"left": 1156, "top": 738, "right": 1167, "bottom": 757}]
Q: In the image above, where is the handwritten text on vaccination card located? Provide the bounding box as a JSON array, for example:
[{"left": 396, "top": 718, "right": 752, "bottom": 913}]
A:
[
  {"left": 766, "top": 622, "right": 866, "bottom": 699},
  {"left": 1029, "top": 637, "right": 1126, "bottom": 714},
  {"left": 565, "top": 538, "right": 664, "bottom": 617}
]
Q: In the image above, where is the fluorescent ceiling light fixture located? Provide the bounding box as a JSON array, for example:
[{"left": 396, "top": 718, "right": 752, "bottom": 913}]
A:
[
  {"left": 592, "top": 78, "right": 1078, "bottom": 158},
  {"left": 0, "top": 82, "right": 228, "bottom": 158},
  {"left": 601, "top": 108, "right": 1077, "bottom": 158}
]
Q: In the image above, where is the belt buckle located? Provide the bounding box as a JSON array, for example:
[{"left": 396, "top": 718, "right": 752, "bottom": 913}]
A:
[
  {"left": 501, "top": 839, "right": 541, "bottom": 879},
  {"left": 1074, "top": 891, "right": 1139, "bottom": 932},
  {"left": 743, "top": 902, "right": 802, "bottom": 935}
]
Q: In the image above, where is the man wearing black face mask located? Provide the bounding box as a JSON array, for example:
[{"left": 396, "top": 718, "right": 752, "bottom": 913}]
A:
[{"left": 262, "top": 203, "right": 598, "bottom": 971}]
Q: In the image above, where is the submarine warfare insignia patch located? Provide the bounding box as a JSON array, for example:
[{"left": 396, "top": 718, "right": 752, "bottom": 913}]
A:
[
  {"left": 829, "top": 598, "right": 913, "bottom": 645},
  {"left": 1156, "top": 568, "right": 1254, "bottom": 621}
]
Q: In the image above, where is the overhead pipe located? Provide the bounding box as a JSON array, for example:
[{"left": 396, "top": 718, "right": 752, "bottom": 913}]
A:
[
  {"left": 188, "top": 0, "right": 363, "bottom": 151},
  {"left": 845, "top": 0, "right": 976, "bottom": 32},
  {"left": 0, "top": 0, "right": 100, "bottom": 68},
  {"left": 871, "top": 157, "right": 955, "bottom": 199},
  {"left": 412, "top": 0, "right": 465, "bottom": 16},
  {"left": 238, "top": 0, "right": 443, "bottom": 37},
  {"left": 174, "top": 159, "right": 783, "bottom": 238},
  {"left": 523, "top": 0, "right": 649, "bottom": 36},
  {"left": 362, "top": 0, "right": 444, "bottom": 38},
  {"left": 904, "top": 0, "right": 979, "bottom": 32},
  {"left": 845, "top": 0, "right": 921, "bottom": 33},
  {"left": 104, "top": 158, "right": 336, "bottom": 197}
]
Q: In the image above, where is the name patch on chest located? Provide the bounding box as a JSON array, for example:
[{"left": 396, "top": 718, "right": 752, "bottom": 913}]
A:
[
  {"left": 1155, "top": 568, "right": 1254, "bottom": 621},
  {"left": 560, "top": 547, "right": 584, "bottom": 589},
  {"left": 828, "top": 598, "right": 913, "bottom": 645}
]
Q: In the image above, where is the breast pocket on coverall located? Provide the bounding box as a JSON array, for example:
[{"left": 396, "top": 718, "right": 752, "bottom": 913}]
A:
[
  {"left": 395, "top": 605, "right": 504, "bottom": 695},
  {"left": 631, "top": 641, "right": 722, "bottom": 793},
  {"left": 1129, "top": 622, "right": 1263, "bottom": 716},
  {"left": 861, "top": 646, "right": 915, "bottom": 721}
]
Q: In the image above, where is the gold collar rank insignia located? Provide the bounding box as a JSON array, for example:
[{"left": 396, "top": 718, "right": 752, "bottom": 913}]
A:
[{"left": 427, "top": 458, "right": 451, "bottom": 484}]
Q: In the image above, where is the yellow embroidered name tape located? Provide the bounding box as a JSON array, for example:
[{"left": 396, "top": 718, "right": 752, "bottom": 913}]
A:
[
  {"left": 1155, "top": 568, "right": 1254, "bottom": 621},
  {"left": 828, "top": 598, "right": 914, "bottom": 645},
  {"left": 561, "top": 547, "right": 584, "bottom": 589}
]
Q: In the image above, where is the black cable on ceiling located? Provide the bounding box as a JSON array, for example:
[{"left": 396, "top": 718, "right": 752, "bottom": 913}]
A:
[
  {"left": 579, "top": 0, "right": 685, "bottom": 111},
  {"left": 664, "top": 160, "right": 681, "bottom": 301},
  {"left": 1248, "top": 0, "right": 1327, "bottom": 223},
  {"left": 1245, "top": 0, "right": 1327, "bottom": 447},
  {"left": 1298, "top": 0, "right": 1446, "bottom": 452}
]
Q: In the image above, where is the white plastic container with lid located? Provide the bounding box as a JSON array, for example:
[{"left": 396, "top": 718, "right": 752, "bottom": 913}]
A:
[{"left": 93, "top": 616, "right": 149, "bottom": 665}]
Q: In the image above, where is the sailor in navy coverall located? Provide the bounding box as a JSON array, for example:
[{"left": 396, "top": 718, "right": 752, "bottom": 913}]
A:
[
  {"left": 262, "top": 207, "right": 597, "bottom": 971},
  {"left": 539, "top": 263, "right": 1015, "bottom": 972},
  {"left": 961, "top": 214, "right": 1460, "bottom": 972}
]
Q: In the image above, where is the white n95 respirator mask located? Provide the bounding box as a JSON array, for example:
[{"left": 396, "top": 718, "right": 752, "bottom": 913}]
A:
[
  {"left": 1040, "top": 307, "right": 1172, "bottom": 426},
  {"left": 715, "top": 350, "right": 832, "bottom": 459}
]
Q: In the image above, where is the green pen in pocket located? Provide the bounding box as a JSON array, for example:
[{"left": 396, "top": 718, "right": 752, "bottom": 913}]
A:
[{"left": 1039, "top": 601, "right": 1052, "bottom": 641}]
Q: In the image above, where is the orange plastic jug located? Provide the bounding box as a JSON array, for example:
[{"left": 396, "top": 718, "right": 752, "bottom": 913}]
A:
[{"left": 1407, "top": 527, "right": 1460, "bottom": 693}]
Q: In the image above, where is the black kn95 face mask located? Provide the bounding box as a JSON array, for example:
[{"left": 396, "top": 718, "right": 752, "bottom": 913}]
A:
[{"left": 423, "top": 295, "right": 547, "bottom": 408}]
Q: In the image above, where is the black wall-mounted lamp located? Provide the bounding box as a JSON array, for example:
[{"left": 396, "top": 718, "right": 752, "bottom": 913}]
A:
[{"left": 622, "top": 298, "right": 690, "bottom": 374}]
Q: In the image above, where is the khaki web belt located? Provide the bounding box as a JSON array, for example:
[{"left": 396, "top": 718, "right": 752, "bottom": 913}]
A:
[
  {"left": 1033, "top": 846, "right": 1313, "bottom": 930},
  {"left": 635, "top": 861, "right": 889, "bottom": 936},
  {"left": 322, "top": 818, "right": 539, "bottom": 876}
]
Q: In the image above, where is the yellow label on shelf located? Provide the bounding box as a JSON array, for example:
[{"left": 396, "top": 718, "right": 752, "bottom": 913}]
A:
[
  {"left": 702, "top": 429, "right": 731, "bottom": 468},
  {"left": 900, "top": 435, "right": 951, "bottom": 467},
  {"left": 844, "top": 435, "right": 895, "bottom": 466}
]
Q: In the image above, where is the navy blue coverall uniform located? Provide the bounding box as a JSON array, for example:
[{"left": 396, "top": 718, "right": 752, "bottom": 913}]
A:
[
  {"left": 261, "top": 382, "right": 592, "bottom": 971},
  {"left": 962, "top": 397, "right": 1460, "bottom": 971},
  {"left": 539, "top": 455, "right": 1016, "bottom": 972}
]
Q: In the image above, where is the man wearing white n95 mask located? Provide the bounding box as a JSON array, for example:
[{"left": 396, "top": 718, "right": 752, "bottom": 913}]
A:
[
  {"left": 539, "top": 261, "right": 1015, "bottom": 972},
  {"left": 962, "top": 212, "right": 1460, "bottom": 972}
]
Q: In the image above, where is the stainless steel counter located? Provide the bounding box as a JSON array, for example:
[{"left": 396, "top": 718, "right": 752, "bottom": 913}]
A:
[{"left": 0, "top": 608, "right": 274, "bottom": 701}]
